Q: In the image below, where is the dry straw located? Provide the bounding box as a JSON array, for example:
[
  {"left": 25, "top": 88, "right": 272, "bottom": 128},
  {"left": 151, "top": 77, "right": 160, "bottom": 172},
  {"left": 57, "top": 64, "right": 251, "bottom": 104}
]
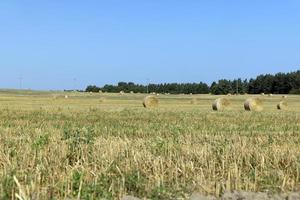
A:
[
  {"left": 212, "top": 98, "right": 230, "bottom": 111},
  {"left": 244, "top": 98, "right": 263, "bottom": 111},
  {"left": 277, "top": 100, "right": 288, "bottom": 110},
  {"left": 143, "top": 95, "right": 159, "bottom": 108}
]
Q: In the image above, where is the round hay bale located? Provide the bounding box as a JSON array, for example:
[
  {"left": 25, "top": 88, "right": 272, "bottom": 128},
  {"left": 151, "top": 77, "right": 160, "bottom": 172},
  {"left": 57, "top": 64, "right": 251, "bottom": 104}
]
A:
[
  {"left": 99, "top": 90, "right": 102, "bottom": 93},
  {"left": 277, "top": 100, "right": 287, "bottom": 110},
  {"left": 244, "top": 98, "right": 263, "bottom": 111},
  {"left": 227, "top": 93, "right": 232, "bottom": 96},
  {"left": 130, "top": 91, "right": 134, "bottom": 94},
  {"left": 119, "top": 91, "right": 124, "bottom": 95},
  {"left": 261, "top": 93, "right": 265, "bottom": 96},
  {"left": 64, "top": 95, "right": 69, "bottom": 99},
  {"left": 143, "top": 95, "right": 159, "bottom": 108},
  {"left": 268, "top": 94, "right": 273, "bottom": 97},
  {"left": 212, "top": 98, "right": 230, "bottom": 111},
  {"left": 282, "top": 95, "right": 288, "bottom": 99},
  {"left": 190, "top": 98, "right": 197, "bottom": 105},
  {"left": 99, "top": 97, "right": 106, "bottom": 103}
]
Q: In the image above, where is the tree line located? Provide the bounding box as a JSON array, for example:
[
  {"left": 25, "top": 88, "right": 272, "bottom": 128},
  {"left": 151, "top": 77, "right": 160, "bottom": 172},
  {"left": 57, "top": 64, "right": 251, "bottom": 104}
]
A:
[{"left": 86, "top": 70, "right": 300, "bottom": 94}]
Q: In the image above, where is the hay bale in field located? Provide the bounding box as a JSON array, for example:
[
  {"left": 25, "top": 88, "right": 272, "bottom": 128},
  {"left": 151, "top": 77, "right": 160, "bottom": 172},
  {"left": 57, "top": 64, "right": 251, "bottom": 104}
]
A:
[
  {"left": 277, "top": 100, "right": 287, "bottom": 110},
  {"left": 99, "top": 97, "right": 106, "bottom": 103},
  {"left": 99, "top": 90, "right": 102, "bottom": 93},
  {"left": 244, "top": 98, "right": 263, "bottom": 111},
  {"left": 64, "top": 95, "right": 69, "bottom": 99},
  {"left": 282, "top": 95, "right": 288, "bottom": 99},
  {"left": 143, "top": 95, "right": 159, "bottom": 108},
  {"left": 261, "top": 93, "right": 265, "bottom": 96},
  {"left": 130, "top": 91, "right": 134, "bottom": 94},
  {"left": 227, "top": 93, "right": 232, "bottom": 96},
  {"left": 212, "top": 98, "right": 230, "bottom": 111},
  {"left": 190, "top": 98, "right": 197, "bottom": 105},
  {"left": 119, "top": 91, "right": 124, "bottom": 95},
  {"left": 268, "top": 94, "right": 273, "bottom": 97}
]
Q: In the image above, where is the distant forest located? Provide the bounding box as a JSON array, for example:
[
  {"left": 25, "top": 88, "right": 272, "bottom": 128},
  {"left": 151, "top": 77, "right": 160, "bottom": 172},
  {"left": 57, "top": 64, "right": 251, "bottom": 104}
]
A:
[{"left": 86, "top": 70, "right": 300, "bottom": 95}]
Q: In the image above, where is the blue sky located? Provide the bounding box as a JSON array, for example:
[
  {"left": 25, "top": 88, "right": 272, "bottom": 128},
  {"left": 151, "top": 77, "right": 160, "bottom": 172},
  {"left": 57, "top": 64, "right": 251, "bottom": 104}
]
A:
[{"left": 0, "top": 1, "right": 299, "bottom": 90}]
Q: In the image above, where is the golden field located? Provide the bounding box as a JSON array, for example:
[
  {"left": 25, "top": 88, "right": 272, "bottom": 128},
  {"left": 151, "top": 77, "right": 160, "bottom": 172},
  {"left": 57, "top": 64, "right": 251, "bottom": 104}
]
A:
[{"left": 0, "top": 90, "right": 299, "bottom": 199}]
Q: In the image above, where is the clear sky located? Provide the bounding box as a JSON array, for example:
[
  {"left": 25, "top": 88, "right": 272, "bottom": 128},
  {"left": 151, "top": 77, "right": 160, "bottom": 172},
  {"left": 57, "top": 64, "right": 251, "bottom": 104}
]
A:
[{"left": 0, "top": 1, "right": 300, "bottom": 90}]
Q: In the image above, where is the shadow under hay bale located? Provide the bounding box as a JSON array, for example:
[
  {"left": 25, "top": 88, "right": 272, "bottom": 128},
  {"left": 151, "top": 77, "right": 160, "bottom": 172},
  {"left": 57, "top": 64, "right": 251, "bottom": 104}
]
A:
[
  {"left": 212, "top": 98, "right": 230, "bottom": 111},
  {"left": 244, "top": 98, "right": 263, "bottom": 111},
  {"left": 143, "top": 95, "right": 159, "bottom": 108},
  {"left": 277, "top": 100, "right": 288, "bottom": 110}
]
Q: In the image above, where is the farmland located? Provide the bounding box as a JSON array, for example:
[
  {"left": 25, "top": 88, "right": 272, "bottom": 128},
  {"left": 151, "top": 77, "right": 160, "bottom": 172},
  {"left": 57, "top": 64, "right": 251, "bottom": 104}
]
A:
[{"left": 0, "top": 90, "right": 299, "bottom": 199}]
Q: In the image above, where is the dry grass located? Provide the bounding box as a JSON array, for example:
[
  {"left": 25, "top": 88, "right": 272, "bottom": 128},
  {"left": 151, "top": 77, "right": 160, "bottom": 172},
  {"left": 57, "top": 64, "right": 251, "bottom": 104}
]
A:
[{"left": 0, "top": 90, "right": 299, "bottom": 199}]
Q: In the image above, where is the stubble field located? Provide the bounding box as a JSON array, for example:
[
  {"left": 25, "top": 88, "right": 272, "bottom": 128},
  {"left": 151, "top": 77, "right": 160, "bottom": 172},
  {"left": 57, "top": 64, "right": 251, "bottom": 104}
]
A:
[{"left": 0, "top": 90, "right": 299, "bottom": 199}]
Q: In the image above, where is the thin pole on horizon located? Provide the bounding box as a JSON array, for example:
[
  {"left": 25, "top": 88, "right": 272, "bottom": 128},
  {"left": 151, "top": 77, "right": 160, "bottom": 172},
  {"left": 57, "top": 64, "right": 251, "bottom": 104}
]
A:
[{"left": 146, "top": 78, "right": 150, "bottom": 94}]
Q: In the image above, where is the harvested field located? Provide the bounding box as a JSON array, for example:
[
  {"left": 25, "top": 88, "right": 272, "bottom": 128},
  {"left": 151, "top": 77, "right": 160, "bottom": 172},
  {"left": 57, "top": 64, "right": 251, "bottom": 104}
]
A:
[{"left": 0, "top": 90, "right": 299, "bottom": 199}]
